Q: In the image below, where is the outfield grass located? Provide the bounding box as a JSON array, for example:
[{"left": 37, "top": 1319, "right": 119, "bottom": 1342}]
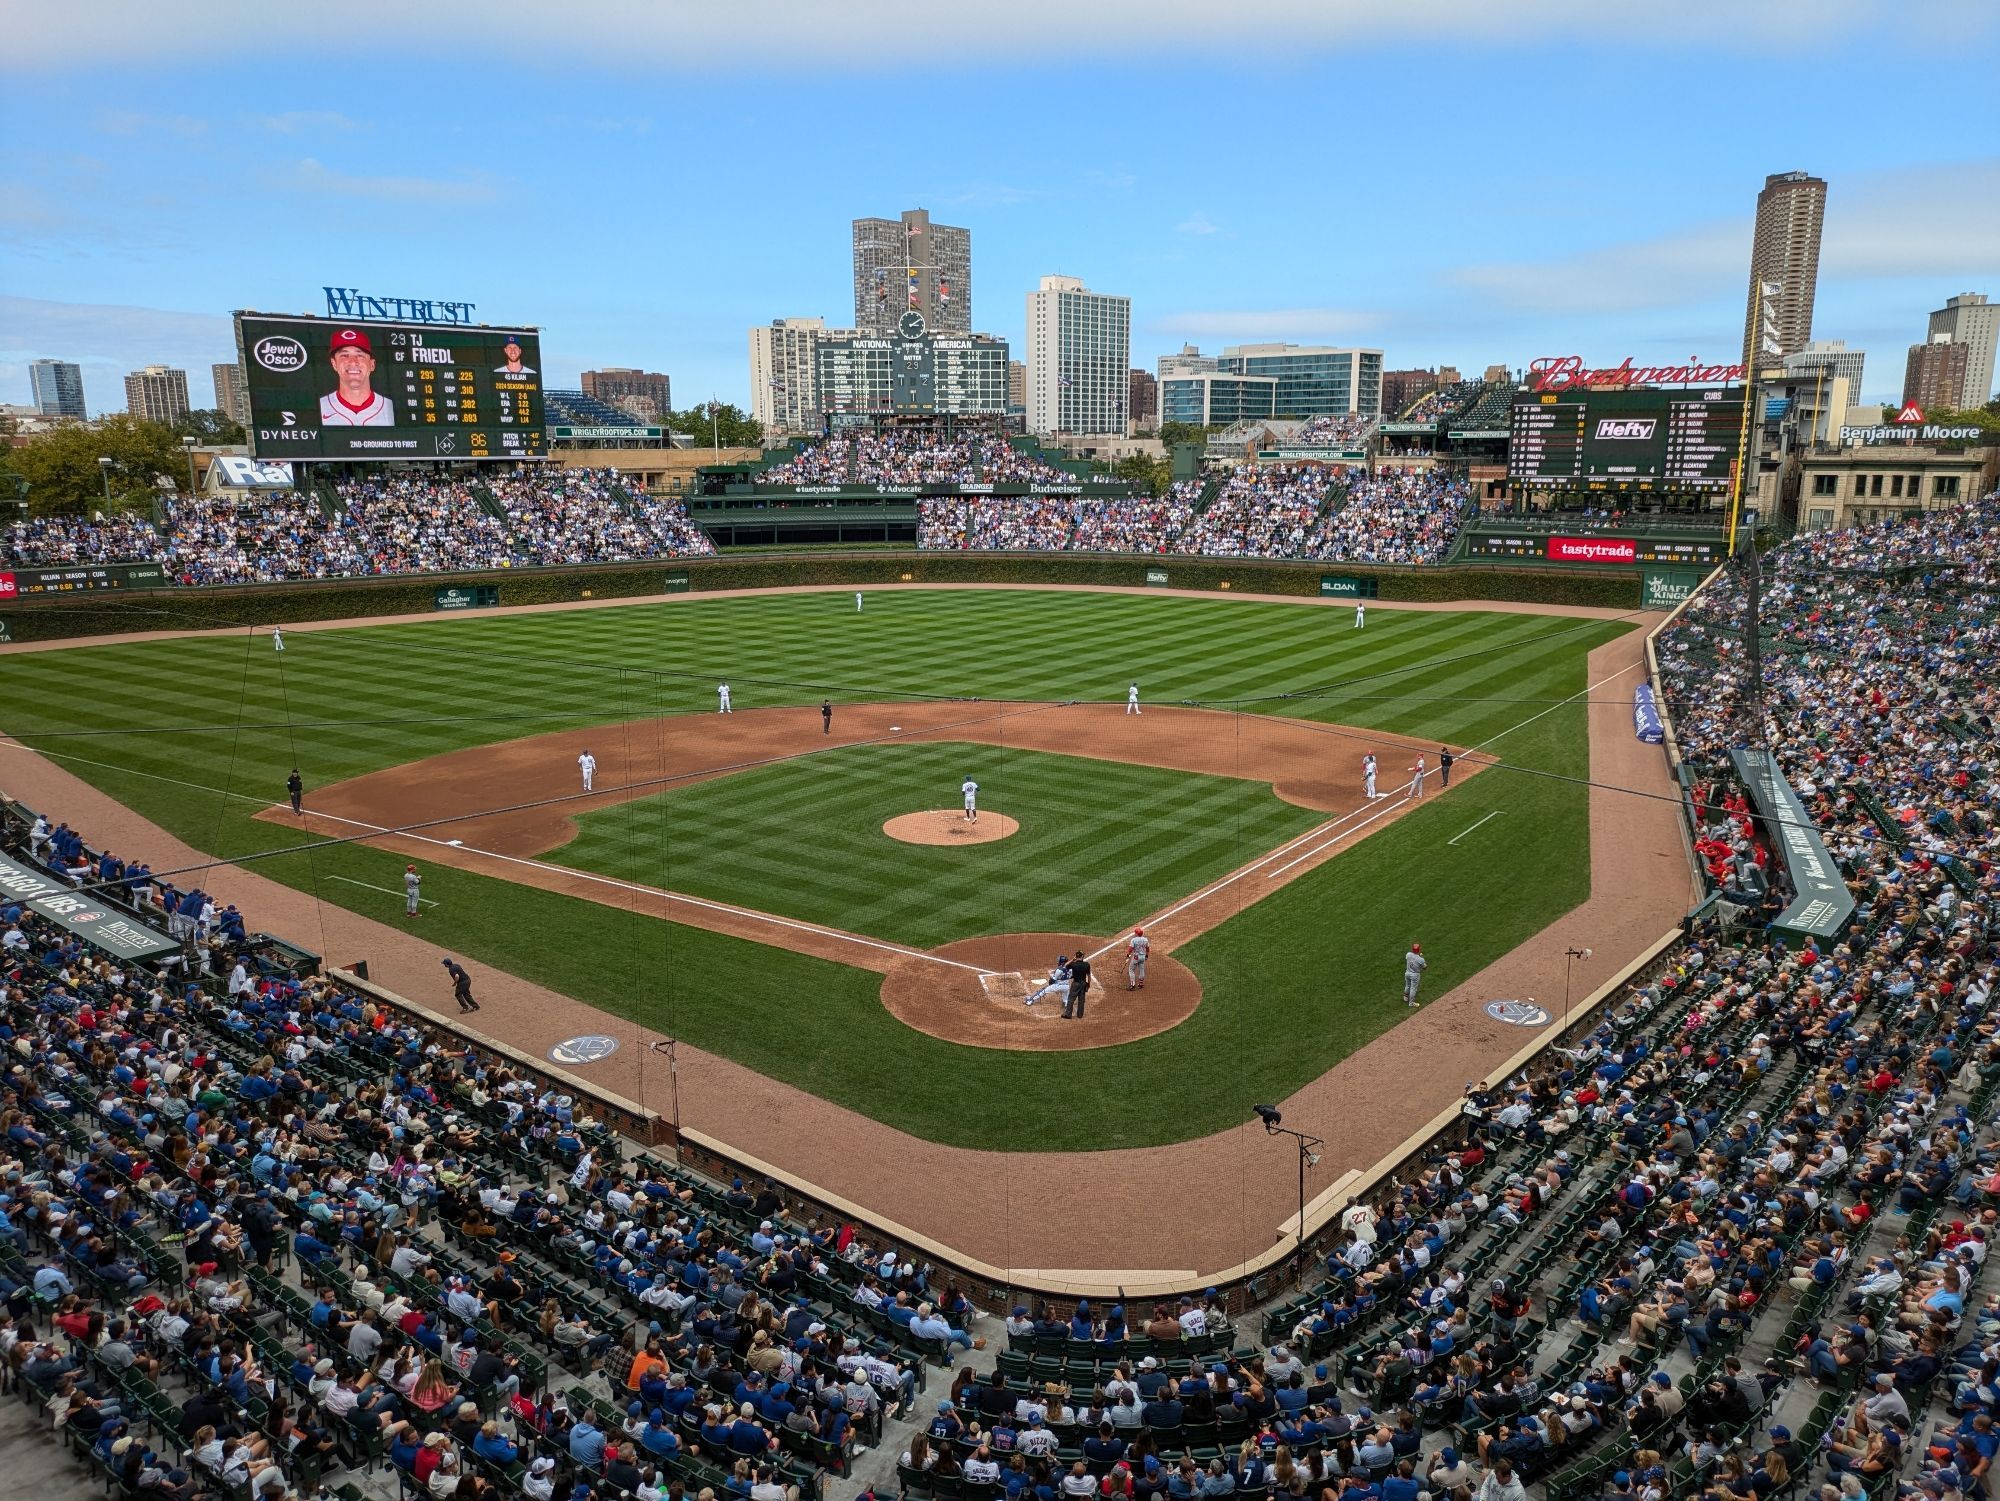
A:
[
  {"left": 0, "top": 589, "right": 1627, "bottom": 1149},
  {"left": 552, "top": 741, "right": 1325, "bottom": 948}
]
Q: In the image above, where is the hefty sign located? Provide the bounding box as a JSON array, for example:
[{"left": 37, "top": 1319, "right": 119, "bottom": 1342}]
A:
[
  {"left": 1595, "top": 418, "right": 1657, "bottom": 440},
  {"left": 1548, "top": 536, "right": 1638, "bottom": 564}
]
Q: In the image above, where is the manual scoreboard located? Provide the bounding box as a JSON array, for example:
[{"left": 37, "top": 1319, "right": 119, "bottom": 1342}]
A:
[
  {"left": 1509, "top": 388, "right": 1742, "bottom": 491},
  {"left": 236, "top": 311, "right": 545, "bottom": 461}
]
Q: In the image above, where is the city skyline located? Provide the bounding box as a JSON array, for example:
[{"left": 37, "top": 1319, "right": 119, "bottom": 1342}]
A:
[{"left": 3, "top": 3, "right": 1997, "bottom": 417}]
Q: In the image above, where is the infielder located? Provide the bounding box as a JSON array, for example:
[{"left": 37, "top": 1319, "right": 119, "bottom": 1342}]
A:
[
  {"left": 578, "top": 749, "right": 597, "bottom": 793},
  {"left": 1354, "top": 603, "right": 1366, "bottom": 629},
  {"left": 717, "top": 683, "right": 732, "bottom": 713},
  {"left": 404, "top": 865, "right": 423, "bottom": 919},
  {"left": 272, "top": 626, "right": 285, "bottom": 653},
  {"left": 1362, "top": 753, "right": 1378, "bottom": 801},
  {"left": 1126, "top": 683, "right": 1141, "bottom": 715},
  {"left": 1407, "top": 756, "right": 1427, "bottom": 798},
  {"left": 1024, "top": 956, "right": 1072, "bottom": 1008},
  {"left": 1125, "top": 927, "right": 1150, "bottom": 990},
  {"left": 1403, "top": 942, "right": 1427, "bottom": 1008},
  {"left": 961, "top": 776, "right": 979, "bottom": 823}
]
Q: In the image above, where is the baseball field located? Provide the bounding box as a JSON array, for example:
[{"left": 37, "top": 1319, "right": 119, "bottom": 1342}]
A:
[{"left": 0, "top": 586, "right": 1633, "bottom": 1153}]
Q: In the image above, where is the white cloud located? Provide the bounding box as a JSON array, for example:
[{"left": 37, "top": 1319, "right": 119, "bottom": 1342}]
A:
[
  {"left": 0, "top": 296, "right": 238, "bottom": 411},
  {"left": 251, "top": 110, "right": 361, "bottom": 134},
  {"left": 9, "top": 0, "right": 1986, "bottom": 69},
  {"left": 1176, "top": 212, "right": 1219, "bottom": 236},
  {"left": 96, "top": 109, "right": 206, "bottom": 137},
  {"left": 271, "top": 157, "right": 501, "bottom": 206},
  {"left": 1149, "top": 308, "right": 1386, "bottom": 341}
]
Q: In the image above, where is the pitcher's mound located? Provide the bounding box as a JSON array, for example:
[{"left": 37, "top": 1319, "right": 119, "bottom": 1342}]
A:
[{"left": 884, "top": 810, "right": 1020, "bottom": 846}]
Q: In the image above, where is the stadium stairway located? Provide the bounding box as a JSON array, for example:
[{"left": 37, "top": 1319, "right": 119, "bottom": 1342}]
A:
[{"left": 468, "top": 479, "right": 507, "bottom": 524}]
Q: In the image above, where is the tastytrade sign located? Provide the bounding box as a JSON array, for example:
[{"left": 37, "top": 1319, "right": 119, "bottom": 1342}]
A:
[{"left": 1529, "top": 355, "right": 1746, "bottom": 393}]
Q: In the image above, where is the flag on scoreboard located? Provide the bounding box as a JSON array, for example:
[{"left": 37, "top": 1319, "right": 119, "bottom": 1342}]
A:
[
  {"left": 907, "top": 268, "right": 919, "bottom": 309},
  {"left": 938, "top": 279, "right": 951, "bottom": 306}
]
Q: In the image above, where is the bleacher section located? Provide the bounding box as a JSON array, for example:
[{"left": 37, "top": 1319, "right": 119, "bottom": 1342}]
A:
[{"left": 544, "top": 391, "right": 647, "bottom": 429}]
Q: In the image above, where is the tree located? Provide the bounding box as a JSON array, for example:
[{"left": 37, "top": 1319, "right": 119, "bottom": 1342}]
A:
[
  {"left": 8, "top": 415, "right": 186, "bottom": 515},
  {"left": 1111, "top": 452, "right": 1171, "bottom": 497},
  {"left": 173, "top": 408, "right": 247, "bottom": 445},
  {"left": 665, "top": 402, "right": 763, "bottom": 449},
  {"left": 1156, "top": 422, "right": 1214, "bottom": 450}
]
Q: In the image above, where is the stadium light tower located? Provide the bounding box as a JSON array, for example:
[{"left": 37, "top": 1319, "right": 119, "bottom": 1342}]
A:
[
  {"left": 181, "top": 435, "right": 199, "bottom": 495},
  {"left": 1562, "top": 945, "right": 1593, "bottom": 1028},
  {"left": 97, "top": 456, "right": 115, "bottom": 509},
  {"left": 1254, "top": 1104, "right": 1325, "bottom": 1287}
]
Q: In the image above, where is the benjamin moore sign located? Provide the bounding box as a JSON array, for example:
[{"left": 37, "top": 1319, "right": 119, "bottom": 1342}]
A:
[
  {"left": 0, "top": 852, "right": 180, "bottom": 962},
  {"left": 1729, "top": 748, "right": 1856, "bottom": 942}
]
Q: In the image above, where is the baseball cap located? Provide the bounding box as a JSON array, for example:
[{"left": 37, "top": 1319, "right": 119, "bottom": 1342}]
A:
[
  {"left": 502, "top": 333, "right": 522, "bottom": 347},
  {"left": 330, "top": 328, "right": 372, "bottom": 354}
]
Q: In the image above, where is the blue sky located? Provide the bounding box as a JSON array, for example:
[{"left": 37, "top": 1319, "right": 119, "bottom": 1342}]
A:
[{"left": 3, "top": 0, "right": 1996, "bottom": 415}]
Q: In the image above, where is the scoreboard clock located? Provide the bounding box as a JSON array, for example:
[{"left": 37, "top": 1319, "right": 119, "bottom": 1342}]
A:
[{"left": 235, "top": 311, "right": 545, "bottom": 462}]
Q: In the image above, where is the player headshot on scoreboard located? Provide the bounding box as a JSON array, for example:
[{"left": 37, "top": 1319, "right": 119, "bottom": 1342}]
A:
[
  {"left": 319, "top": 327, "right": 395, "bottom": 426},
  {"left": 493, "top": 334, "right": 536, "bottom": 376}
]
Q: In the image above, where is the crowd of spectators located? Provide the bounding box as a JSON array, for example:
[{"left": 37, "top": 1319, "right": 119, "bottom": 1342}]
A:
[
  {"left": 917, "top": 498, "right": 1078, "bottom": 551},
  {"left": 979, "top": 447, "right": 1073, "bottom": 487},
  {"left": 491, "top": 468, "right": 714, "bottom": 565},
  {"left": 1289, "top": 415, "right": 1378, "bottom": 448},
  {"left": 4, "top": 514, "right": 165, "bottom": 567},
  {"left": 761, "top": 436, "right": 1073, "bottom": 489},
  {"left": 849, "top": 432, "right": 978, "bottom": 486},
  {"left": 1177, "top": 466, "right": 1338, "bottom": 558},
  {"left": 1310, "top": 471, "right": 1472, "bottom": 564},
  {"left": 1395, "top": 383, "right": 1477, "bottom": 424},
  {"left": 1068, "top": 483, "right": 1202, "bottom": 554},
  {"left": 334, "top": 475, "right": 517, "bottom": 575},
  {"left": 163, "top": 493, "right": 374, "bottom": 586},
  {"left": 762, "top": 440, "right": 854, "bottom": 486}
]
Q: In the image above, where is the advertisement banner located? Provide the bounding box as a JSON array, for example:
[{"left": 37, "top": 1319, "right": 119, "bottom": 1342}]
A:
[
  {"left": 1633, "top": 684, "right": 1665, "bottom": 744},
  {"left": 0, "top": 852, "right": 181, "bottom": 962},
  {"left": 0, "top": 563, "right": 167, "bottom": 597},
  {"left": 1144, "top": 568, "right": 1170, "bottom": 587},
  {"left": 1728, "top": 748, "right": 1856, "bottom": 943},
  {"left": 1641, "top": 567, "right": 1703, "bottom": 611},
  {"left": 1318, "top": 575, "right": 1364, "bottom": 598},
  {"left": 433, "top": 585, "right": 499, "bottom": 611},
  {"left": 663, "top": 571, "right": 691, "bottom": 594},
  {"left": 1548, "top": 536, "right": 1638, "bottom": 564}
]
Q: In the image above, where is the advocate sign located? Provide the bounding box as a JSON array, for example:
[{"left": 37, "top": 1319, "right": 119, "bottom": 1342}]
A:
[
  {"left": 1729, "top": 748, "right": 1856, "bottom": 943},
  {"left": 0, "top": 851, "right": 181, "bottom": 962}
]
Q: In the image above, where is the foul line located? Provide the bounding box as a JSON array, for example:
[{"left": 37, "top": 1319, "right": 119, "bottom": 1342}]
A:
[
  {"left": 1447, "top": 810, "right": 1501, "bottom": 847},
  {"left": 327, "top": 873, "right": 437, "bottom": 907}
]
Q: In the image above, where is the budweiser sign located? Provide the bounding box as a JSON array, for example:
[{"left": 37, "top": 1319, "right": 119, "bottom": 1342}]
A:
[
  {"left": 1549, "top": 536, "right": 1638, "bottom": 564},
  {"left": 1530, "top": 355, "right": 1745, "bottom": 392}
]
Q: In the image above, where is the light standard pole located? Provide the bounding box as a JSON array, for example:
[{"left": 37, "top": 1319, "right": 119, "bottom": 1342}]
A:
[
  {"left": 98, "top": 456, "right": 115, "bottom": 510},
  {"left": 1254, "top": 1104, "right": 1324, "bottom": 1288},
  {"left": 181, "top": 435, "right": 199, "bottom": 496},
  {"left": 1562, "top": 945, "right": 1593, "bottom": 1031},
  {"left": 648, "top": 1037, "right": 681, "bottom": 1162}
]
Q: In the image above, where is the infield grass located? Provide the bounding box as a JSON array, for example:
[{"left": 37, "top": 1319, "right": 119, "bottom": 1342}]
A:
[{"left": 0, "top": 588, "right": 1629, "bottom": 1149}]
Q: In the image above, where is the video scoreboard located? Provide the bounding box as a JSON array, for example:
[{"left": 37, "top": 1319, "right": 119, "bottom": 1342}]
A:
[
  {"left": 1509, "top": 388, "right": 1742, "bottom": 491},
  {"left": 236, "top": 312, "right": 545, "bottom": 462}
]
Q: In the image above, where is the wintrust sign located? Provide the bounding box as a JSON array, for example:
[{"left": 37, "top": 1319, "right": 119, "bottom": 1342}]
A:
[{"left": 1530, "top": 355, "right": 1745, "bottom": 392}]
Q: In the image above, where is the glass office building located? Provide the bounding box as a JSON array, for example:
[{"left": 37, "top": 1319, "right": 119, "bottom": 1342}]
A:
[{"left": 1218, "top": 344, "right": 1383, "bottom": 417}]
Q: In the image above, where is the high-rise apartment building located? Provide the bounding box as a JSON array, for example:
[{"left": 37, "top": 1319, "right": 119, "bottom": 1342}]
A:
[
  {"left": 1742, "top": 170, "right": 1827, "bottom": 370},
  {"left": 1159, "top": 372, "right": 1276, "bottom": 427},
  {"left": 749, "top": 318, "right": 845, "bottom": 436},
  {"left": 1128, "top": 369, "right": 1158, "bottom": 428},
  {"left": 123, "top": 365, "right": 190, "bottom": 425},
  {"left": 1026, "top": 276, "right": 1131, "bottom": 437},
  {"left": 1904, "top": 337, "right": 1971, "bottom": 413},
  {"left": 853, "top": 209, "right": 971, "bottom": 336},
  {"left": 1218, "top": 344, "right": 1383, "bottom": 418},
  {"left": 1783, "top": 341, "right": 1866, "bottom": 404},
  {"left": 1007, "top": 361, "right": 1027, "bottom": 412},
  {"left": 581, "top": 368, "right": 672, "bottom": 419},
  {"left": 1925, "top": 294, "right": 1997, "bottom": 408},
  {"left": 211, "top": 362, "right": 250, "bottom": 427},
  {"left": 1157, "top": 345, "right": 1219, "bottom": 381},
  {"left": 29, "top": 359, "right": 86, "bottom": 419}
]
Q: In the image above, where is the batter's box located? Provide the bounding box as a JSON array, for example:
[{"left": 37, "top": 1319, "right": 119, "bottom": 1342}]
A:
[{"left": 979, "top": 970, "right": 1031, "bottom": 1002}]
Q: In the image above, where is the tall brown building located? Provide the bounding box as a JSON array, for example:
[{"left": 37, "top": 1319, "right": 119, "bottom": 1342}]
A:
[
  {"left": 581, "top": 368, "right": 672, "bottom": 419},
  {"left": 1380, "top": 368, "right": 1437, "bottom": 416},
  {"left": 1007, "top": 361, "right": 1026, "bottom": 411},
  {"left": 211, "top": 362, "right": 250, "bottom": 427},
  {"left": 853, "top": 208, "right": 971, "bottom": 335},
  {"left": 1742, "top": 171, "right": 1827, "bottom": 371},
  {"left": 1903, "top": 338, "right": 1971, "bottom": 413},
  {"left": 1128, "top": 369, "right": 1157, "bottom": 427}
]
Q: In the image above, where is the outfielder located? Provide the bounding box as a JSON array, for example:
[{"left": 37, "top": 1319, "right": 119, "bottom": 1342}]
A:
[
  {"left": 1125, "top": 927, "right": 1150, "bottom": 990},
  {"left": 1403, "top": 941, "right": 1427, "bottom": 1008},
  {"left": 578, "top": 750, "right": 597, "bottom": 793},
  {"left": 717, "top": 683, "right": 732, "bottom": 713},
  {"left": 961, "top": 776, "right": 979, "bottom": 823},
  {"left": 855, "top": 591, "right": 864, "bottom": 612},
  {"left": 1362, "top": 753, "right": 1378, "bottom": 801},
  {"left": 1407, "top": 756, "right": 1427, "bottom": 798},
  {"left": 1354, "top": 603, "right": 1366, "bottom": 629},
  {"left": 272, "top": 626, "right": 285, "bottom": 653},
  {"left": 1126, "top": 683, "right": 1141, "bottom": 715},
  {"left": 404, "top": 865, "right": 423, "bottom": 919}
]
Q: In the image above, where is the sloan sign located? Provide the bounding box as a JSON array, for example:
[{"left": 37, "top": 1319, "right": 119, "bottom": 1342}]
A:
[{"left": 1530, "top": 355, "right": 1745, "bottom": 393}]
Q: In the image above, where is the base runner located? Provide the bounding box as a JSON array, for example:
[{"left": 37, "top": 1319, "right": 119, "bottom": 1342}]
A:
[{"left": 1125, "top": 927, "right": 1150, "bottom": 990}]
